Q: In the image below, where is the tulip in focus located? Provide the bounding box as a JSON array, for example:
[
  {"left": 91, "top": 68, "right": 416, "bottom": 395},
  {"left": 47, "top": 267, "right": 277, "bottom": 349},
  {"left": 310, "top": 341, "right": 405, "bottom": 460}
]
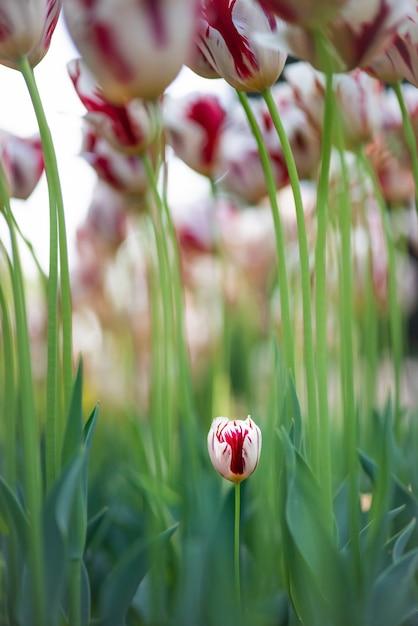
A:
[
  {"left": 68, "top": 59, "right": 158, "bottom": 154},
  {"left": 191, "top": 0, "right": 287, "bottom": 92},
  {"left": 64, "top": 0, "right": 198, "bottom": 103},
  {"left": 0, "top": 132, "right": 44, "bottom": 199},
  {"left": 207, "top": 416, "right": 262, "bottom": 482},
  {"left": 81, "top": 127, "right": 149, "bottom": 197},
  {"left": 164, "top": 93, "right": 227, "bottom": 178},
  {"left": 0, "top": 0, "right": 61, "bottom": 68}
]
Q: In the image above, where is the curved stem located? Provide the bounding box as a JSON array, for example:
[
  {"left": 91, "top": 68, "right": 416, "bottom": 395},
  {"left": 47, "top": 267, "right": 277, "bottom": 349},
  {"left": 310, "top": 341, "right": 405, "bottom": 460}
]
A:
[
  {"left": 314, "top": 71, "right": 334, "bottom": 521},
  {"left": 262, "top": 88, "right": 318, "bottom": 469},
  {"left": 234, "top": 482, "right": 241, "bottom": 608},
  {"left": 19, "top": 57, "right": 73, "bottom": 453},
  {"left": 393, "top": 82, "right": 418, "bottom": 212},
  {"left": 237, "top": 91, "right": 295, "bottom": 375}
]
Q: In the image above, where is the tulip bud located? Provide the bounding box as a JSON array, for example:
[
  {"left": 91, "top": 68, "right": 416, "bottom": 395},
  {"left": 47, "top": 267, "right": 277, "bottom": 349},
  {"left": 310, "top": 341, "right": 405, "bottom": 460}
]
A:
[
  {"left": 164, "top": 92, "right": 227, "bottom": 177},
  {"left": 207, "top": 416, "right": 262, "bottom": 482},
  {"left": 0, "top": 0, "right": 61, "bottom": 68},
  {"left": 85, "top": 183, "right": 128, "bottom": 253},
  {"left": 192, "top": 0, "right": 287, "bottom": 92},
  {"left": 366, "top": 5, "right": 418, "bottom": 86},
  {"left": 64, "top": 0, "right": 198, "bottom": 103},
  {"left": 68, "top": 58, "right": 159, "bottom": 155},
  {"left": 81, "top": 126, "right": 149, "bottom": 197},
  {"left": 0, "top": 132, "right": 44, "bottom": 199}
]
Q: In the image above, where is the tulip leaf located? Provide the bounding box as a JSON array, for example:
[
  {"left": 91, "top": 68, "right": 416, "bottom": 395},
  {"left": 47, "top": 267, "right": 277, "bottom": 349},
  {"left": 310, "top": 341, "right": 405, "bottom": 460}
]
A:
[
  {"left": 86, "top": 506, "right": 109, "bottom": 549},
  {"left": 80, "top": 560, "right": 91, "bottom": 626},
  {"left": 98, "top": 524, "right": 178, "bottom": 626},
  {"left": 62, "top": 360, "right": 84, "bottom": 467},
  {"left": 83, "top": 404, "right": 99, "bottom": 451},
  {"left": 0, "top": 477, "right": 28, "bottom": 546},
  {"left": 369, "top": 549, "right": 418, "bottom": 626},
  {"left": 393, "top": 518, "right": 416, "bottom": 563}
]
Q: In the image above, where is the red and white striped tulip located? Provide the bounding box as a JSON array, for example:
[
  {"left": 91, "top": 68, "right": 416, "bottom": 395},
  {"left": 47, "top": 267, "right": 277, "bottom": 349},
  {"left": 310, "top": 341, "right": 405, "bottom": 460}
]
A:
[
  {"left": 84, "top": 183, "right": 128, "bottom": 253},
  {"left": 207, "top": 416, "right": 262, "bottom": 482},
  {"left": 191, "top": 0, "right": 287, "bottom": 92},
  {"left": 164, "top": 92, "right": 227, "bottom": 177},
  {"left": 0, "top": 132, "right": 44, "bottom": 199},
  {"left": 256, "top": 0, "right": 347, "bottom": 27},
  {"left": 68, "top": 58, "right": 159, "bottom": 155},
  {"left": 64, "top": 0, "right": 198, "bottom": 103},
  {"left": 367, "top": 4, "right": 418, "bottom": 86},
  {"left": 280, "top": 0, "right": 411, "bottom": 72},
  {"left": 82, "top": 127, "right": 148, "bottom": 196},
  {"left": 0, "top": 0, "right": 60, "bottom": 68},
  {"left": 285, "top": 63, "right": 382, "bottom": 149}
]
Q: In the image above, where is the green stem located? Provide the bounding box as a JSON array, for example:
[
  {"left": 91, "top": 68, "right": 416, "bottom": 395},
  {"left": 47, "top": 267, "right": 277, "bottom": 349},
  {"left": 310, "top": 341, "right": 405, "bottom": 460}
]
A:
[
  {"left": 0, "top": 169, "right": 45, "bottom": 624},
  {"left": 393, "top": 82, "right": 418, "bottom": 212},
  {"left": 315, "top": 71, "right": 334, "bottom": 521},
  {"left": 234, "top": 482, "right": 241, "bottom": 608},
  {"left": 0, "top": 267, "right": 16, "bottom": 486},
  {"left": 19, "top": 56, "right": 73, "bottom": 453},
  {"left": 10, "top": 212, "right": 48, "bottom": 292},
  {"left": 237, "top": 91, "right": 295, "bottom": 375},
  {"left": 357, "top": 150, "right": 402, "bottom": 431},
  {"left": 262, "top": 88, "right": 318, "bottom": 468}
]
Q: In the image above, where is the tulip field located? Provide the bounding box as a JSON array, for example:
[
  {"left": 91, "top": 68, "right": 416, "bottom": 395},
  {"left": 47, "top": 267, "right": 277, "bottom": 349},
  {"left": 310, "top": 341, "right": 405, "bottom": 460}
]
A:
[{"left": 3, "top": 0, "right": 418, "bottom": 625}]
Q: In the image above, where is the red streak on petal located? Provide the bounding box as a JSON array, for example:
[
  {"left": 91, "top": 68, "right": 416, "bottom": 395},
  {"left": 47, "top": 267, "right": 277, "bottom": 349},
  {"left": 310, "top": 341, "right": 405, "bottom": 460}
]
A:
[
  {"left": 347, "top": 0, "right": 390, "bottom": 67},
  {"left": 143, "top": 0, "right": 168, "bottom": 46},
  {"left": 203, "top": 0, "right": 259, "bottom": 79},
  {"left": 90, "top": 21, "right": 135, "bottom": 82},
  {"left": 224, "top": 424, "right": 248, "bottom": 475},
  {"left": 186, "top": 96, "right": 226, "bottom": 165}
]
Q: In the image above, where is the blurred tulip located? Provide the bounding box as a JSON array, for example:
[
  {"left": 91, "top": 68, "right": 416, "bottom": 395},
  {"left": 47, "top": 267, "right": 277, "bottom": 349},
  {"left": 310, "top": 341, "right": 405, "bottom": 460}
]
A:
[
  {"left": 82, "top": 127, "right": 149, "bottom": 197},
  {"left": 192, "top": 0, "right": 287, "bottom": 91},
  {"left": 207, "top": 416, "right": 262, "bottom": 482},
  {"left": 84, "top": 183, "right": 128, "bottom": 253},
  {"left": 164, "top": 92, "right": 227, "bottom": 177},
  {"left": 0, "top": 0, "right": 60, "bottom": 68},
  {"left": 367, "top": 5, "right": 418, "bottom": 86},
  {"left": 68, "top": 58, "right": 159, "bottom": 154},
  {"left": 256, "top": 0, "right": 347, "bottom": 26},
  {"left": 286, "top": 63, "right": 382, "bottom": 149},
  {"left": 367, "top": 138, "right": 415, "bottom": 205},
  {"left": 0, "top": 131, "right": 44, "bottom": 199},
  {"left": 64, "top": 0, "right": 197, "bottom": 103},
  {"left": 381, "top": 85, "right": 418, "bottom": 165},
  {"left": 279, "top": 0, "right": 410, "bottom": 72},
  {"left": 175, "top": 198, "right": 219, "bottom": 255}
]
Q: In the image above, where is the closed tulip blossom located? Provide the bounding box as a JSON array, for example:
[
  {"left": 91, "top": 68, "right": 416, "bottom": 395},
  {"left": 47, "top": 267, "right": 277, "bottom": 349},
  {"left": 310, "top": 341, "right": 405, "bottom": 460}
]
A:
[
  {"left": 82, "top": 127, "right": 148, "bottom": 197},
  {"left": 84, "top": 183, "right": 128, "bottom": 254},
  {"left": 164, "top": 93, "right": 227, "bottom": 177},
  {"left": 285, "top": 63, "right": 382, "bottom": 150},
  {"left": 0, "top": 0, "right": 61, "bottom": 68},
  {"left": 64, "top": 0, "right": 198, "bottom": 103},
  {"left": 207, "top": 416, "right": 262, "bottom": 482},
  {"left": 192, "top": 0, "right": 287, "bottom": 92},
  {"left": 279, "top": 0, "right": 410, "bottom": 72},
  {"left": 68, "top": 58, "right": 158, "bottom": 155},
  {"left": 367, "top": 5, "right": 418, "bottom": 86},
  {"left": 0, "top": 132, "right": 44, "bottom": 199}
]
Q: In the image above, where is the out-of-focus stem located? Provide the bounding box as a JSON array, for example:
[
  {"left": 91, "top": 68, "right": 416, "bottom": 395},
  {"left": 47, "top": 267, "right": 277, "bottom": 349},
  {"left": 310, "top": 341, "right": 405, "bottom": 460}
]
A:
[
  {"left": 0, "top": 269, "right": 16, "bottom": 486},
  {"left": 234, "top": 482, "right": 241, "bottom": 609},
  {"left": 393, "top": 82, "right": 418, "bottom": 212},
  {"left": 262, "top": 88, "right": 318, "bottom": 470},
  {"left": 237, "top": 91, "right": 295, "bottom": 375}
]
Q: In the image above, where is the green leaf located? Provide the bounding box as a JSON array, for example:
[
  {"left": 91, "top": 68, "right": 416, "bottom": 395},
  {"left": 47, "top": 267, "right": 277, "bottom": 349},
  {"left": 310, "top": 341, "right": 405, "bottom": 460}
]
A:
[
  {"left": 369, "top": 549, "right": 418, "bottom": 626},
  {"left": 80, "top": 560, "right": 91, "bottom": 626},
  {"left": 62, "top": 360, "right": 84, "bottom": 466},
  {"left": 98, "top": 524, "right": 178, "bottom": 626},
  {"left": 83, "top": 405, "right": 99, "bottom": 452},
  {"left": 86, "top": 507, "right": 109, "bottom": 549},
  {"left": 393, "top": 518, "right": 416, "bottom": 563},
  {"left": 0, "top": 477, "right": 28, "bottom": 547}
]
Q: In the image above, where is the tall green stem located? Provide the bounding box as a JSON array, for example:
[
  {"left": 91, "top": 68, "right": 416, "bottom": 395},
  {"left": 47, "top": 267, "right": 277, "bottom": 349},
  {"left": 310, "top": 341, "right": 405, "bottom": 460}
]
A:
[
  {"left": 393, "top": 82, "right": 418, "bottom": 212},
  {"left": 315, "top": 71, "right": 334, "bottom": 520},
  {"left": 262, "top": 89, "right": 318, "bottom": 468},
  {"left": 234, "top": 482, "right": 241, "bottom": 609},
  {"left": 0, "top": 169, "right": 45, "bottom": 624},
  {"left": 19, "top": 56, "right": 73, "bottom": 456},
  {"left": 237, "top": 91, "right": 295, "bottom": 375},
  {"left": 0, "top": 270, "right": 16, "bottom": 486}
]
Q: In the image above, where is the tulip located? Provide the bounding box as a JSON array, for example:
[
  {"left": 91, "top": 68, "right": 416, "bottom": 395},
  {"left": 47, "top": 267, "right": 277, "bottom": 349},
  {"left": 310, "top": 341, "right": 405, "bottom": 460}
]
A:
[
  {"left": 68, "top": 58, "right": 159, "bottom": 154},
  {"left": 82, "top": 127, "right": 149, "bottom": 196},
  {"left": 164, "top": 92, "right": 227, "bottom": 177},
  {"left": 381, "top": 85, "right": 418, "bottom": 166},
  {"left": 192, "top": 0, "right": 287, "bottom": 92},
  {"left": 367, "top": 138, "right": 415, "bottom": 205},
  {"left": 207, "top": 416, "right": 262, "bottom": 482},
  {"left": 0, "top": 131, "right": 44, "bottom": 199},
  {"left": 366, "top": 5, "right": 418, "bottom": 86},
  {"left": 256, "top": 0, "right": 347, "bottom": 27},
  {"left": 85, "top": 183, "right": 128, "bottom": 252},
  {"left": 64, "top": 0, "right": 198, "bottom": 103},
  {"left": 285, "top": 63, "right": 382, "bottom": 149},
  {"left": 279, "top": 0, "right": 410, "bottom": 72},
  {"left": 0, "top": 0, "right": 61, "bottom": 68}
]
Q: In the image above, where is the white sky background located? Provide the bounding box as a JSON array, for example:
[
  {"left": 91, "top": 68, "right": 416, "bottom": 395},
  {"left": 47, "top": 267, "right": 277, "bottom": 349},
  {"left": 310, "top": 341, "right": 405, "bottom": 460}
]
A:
[{"left": 0, "top": 17, "right": 231, "bottom": 276}]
